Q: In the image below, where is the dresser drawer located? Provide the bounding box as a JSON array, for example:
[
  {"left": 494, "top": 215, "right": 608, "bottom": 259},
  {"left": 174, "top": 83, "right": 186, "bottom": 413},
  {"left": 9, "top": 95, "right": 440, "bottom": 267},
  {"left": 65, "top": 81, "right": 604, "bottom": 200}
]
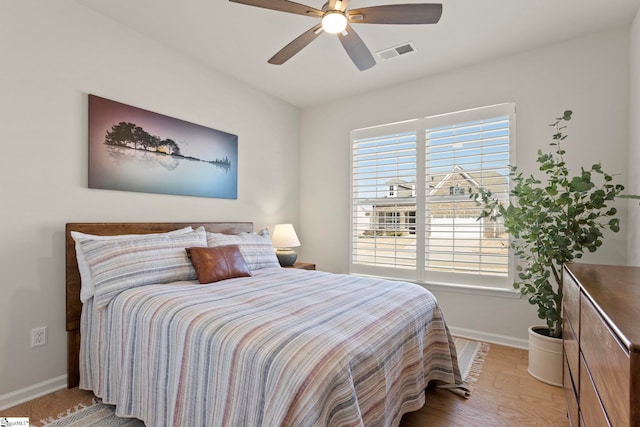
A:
[
  {"left": 563, "top": 314, "right": 579, "bottom": 389},
  {"left": 564, "top": 355, "right": 579, "bottom": 427},
  {"left": 580, "top": 293, "right": 630, "bottom": 427},
  {"left": 579, "top": 354, "right": 611, "bottom": 427},
  {"left": 563, "top": 269, "right": 580, "bottom": 335}
]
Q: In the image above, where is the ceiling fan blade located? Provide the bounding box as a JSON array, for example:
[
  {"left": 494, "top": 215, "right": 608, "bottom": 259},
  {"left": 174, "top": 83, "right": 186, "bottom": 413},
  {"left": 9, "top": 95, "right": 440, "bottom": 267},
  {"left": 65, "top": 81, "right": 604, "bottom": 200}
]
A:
[
  {"left": 337, "top": 24, "right": 375, "bottom": 71},
  {"left": 268, "top": 23, "right": 323, "bottom": 65},
  {"left": 328, "top": 0, "right": 350, "bottom": 12},
  {"left": 229, "top": 0, "right": 323, "bottom": 18},
  {"left": 348, "top": 4, "right": 443, "bottom": 24}
]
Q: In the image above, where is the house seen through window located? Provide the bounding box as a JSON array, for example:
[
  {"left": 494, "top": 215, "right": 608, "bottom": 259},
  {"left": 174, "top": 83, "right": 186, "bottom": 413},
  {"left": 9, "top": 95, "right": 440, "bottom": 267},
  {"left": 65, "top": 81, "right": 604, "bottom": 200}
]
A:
[{"left": 350, "top": 103, "right": 515, "bottom": 289}]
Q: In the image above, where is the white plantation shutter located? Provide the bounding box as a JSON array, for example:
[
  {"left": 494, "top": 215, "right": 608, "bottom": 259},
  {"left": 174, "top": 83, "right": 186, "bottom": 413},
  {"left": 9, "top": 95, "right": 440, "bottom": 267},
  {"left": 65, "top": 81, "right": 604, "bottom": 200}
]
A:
[
  {"left": 423, "top": 104, "right": 513, "bottom": 288},
  {"left": 350, "top": 104, "right": 514, "bottom": 289},
  {"left": 351, "top": 120, "right": 418, "bottom": 280}
]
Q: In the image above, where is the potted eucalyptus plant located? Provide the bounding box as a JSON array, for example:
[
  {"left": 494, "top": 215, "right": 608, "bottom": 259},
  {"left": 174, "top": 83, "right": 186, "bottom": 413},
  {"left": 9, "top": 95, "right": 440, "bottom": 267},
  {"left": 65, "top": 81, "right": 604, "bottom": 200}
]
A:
[{"left": 472, "top": 110, "right": 631, "bottom": 385}]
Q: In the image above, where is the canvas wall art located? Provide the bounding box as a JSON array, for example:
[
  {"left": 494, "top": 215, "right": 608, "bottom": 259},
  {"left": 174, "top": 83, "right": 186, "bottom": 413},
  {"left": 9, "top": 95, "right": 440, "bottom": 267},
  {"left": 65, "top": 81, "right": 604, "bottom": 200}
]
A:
[{"left": 88, "top": 94, "right": 238, "bottom": 199}]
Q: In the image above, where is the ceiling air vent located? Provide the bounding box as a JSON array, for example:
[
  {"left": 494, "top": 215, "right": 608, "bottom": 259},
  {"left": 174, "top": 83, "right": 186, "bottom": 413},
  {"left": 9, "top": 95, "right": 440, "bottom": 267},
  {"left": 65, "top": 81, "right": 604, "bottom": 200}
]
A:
[{"left": 376, "top": 42, "right": 416, "bottom": 61}]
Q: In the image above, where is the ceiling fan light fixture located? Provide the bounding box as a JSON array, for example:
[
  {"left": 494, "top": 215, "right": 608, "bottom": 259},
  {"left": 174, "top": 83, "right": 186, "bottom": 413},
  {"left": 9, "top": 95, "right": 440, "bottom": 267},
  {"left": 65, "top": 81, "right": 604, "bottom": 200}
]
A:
[{"left": 322, "top": 11, "right": 347, "bottom": 34}]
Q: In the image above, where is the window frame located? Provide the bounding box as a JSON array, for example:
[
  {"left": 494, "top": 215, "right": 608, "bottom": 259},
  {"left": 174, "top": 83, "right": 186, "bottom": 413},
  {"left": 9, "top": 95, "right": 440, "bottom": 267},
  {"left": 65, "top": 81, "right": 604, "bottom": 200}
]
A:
[{"left": 350, "top": 103, "right": 516, "bottom": 291}]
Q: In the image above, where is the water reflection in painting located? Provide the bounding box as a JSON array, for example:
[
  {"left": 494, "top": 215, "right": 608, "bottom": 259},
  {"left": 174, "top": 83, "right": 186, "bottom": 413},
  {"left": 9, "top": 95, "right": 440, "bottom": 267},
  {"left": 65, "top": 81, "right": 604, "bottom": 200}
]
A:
[{"left": 88, "top": 94, "right": 238, "bottom": 199}]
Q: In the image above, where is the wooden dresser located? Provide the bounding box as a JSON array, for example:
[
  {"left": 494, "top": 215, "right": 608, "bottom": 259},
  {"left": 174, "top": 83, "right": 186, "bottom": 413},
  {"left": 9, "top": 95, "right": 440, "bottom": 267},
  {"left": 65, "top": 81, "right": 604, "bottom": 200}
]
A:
[{"left": 562, "top": 263, "right": 640, "bottom": 427}]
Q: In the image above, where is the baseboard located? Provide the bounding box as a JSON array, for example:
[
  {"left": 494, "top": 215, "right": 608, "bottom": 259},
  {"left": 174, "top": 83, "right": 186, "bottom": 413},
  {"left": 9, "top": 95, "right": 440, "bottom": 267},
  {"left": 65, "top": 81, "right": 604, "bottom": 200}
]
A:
[
  {"left": 449, "top": 326, "right": 529, "bottom": 350},
  {"left": 0, "top": 375, "right": 67, "bottom": 411}
]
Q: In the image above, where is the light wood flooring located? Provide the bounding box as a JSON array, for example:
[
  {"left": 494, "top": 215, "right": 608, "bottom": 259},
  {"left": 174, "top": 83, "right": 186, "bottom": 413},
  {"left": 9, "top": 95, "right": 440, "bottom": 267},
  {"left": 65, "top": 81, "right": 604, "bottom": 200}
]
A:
[
  {"left": 401, "top": 343, "right": 568, "bottom": 426},
  {"left": 1, "top": 343, "right": 568, "bottom": 426}
]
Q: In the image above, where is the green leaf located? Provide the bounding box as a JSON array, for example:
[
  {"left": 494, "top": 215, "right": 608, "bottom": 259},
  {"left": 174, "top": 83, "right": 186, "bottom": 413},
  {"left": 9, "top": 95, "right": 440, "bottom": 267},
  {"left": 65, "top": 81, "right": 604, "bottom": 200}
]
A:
[{"left": 472, "top": 109, "right": 638, "bottom": 338}]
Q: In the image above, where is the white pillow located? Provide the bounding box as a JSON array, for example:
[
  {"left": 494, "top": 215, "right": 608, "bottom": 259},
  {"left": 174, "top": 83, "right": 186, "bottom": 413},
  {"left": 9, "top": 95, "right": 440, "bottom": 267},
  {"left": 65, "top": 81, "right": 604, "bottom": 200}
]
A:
[
  {"left": 206, "top": 229, "right": 280, "bottom": 271},
  {"left": 72, "top": 227, "right": 193, "bottom": 303}
]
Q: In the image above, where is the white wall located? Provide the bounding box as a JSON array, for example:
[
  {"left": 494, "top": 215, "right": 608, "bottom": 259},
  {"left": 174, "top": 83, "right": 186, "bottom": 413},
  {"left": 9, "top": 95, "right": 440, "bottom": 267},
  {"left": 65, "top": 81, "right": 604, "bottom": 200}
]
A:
[
  {"left": 299, "top": 26, "right": 633, "bottom": 346},
  {"left": 629, "top": 8, "right": 640, "bottom": 265},
  {"left": 0, "top": 1, "right": 300, "bottom": 398}
]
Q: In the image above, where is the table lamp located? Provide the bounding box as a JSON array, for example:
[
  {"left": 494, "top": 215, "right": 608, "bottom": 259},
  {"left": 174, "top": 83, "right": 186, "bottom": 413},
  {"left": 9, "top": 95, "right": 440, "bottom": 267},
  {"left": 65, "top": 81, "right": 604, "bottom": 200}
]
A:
[{"left": 271, "top": 224, "right": 301, "bottom": 267}]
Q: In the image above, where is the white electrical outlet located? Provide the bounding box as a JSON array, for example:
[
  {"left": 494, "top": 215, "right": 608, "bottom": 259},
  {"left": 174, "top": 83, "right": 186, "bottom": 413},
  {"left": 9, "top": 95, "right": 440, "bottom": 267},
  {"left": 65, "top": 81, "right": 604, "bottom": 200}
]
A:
[{"left": 31, "top": 326, "right": 47, "bottom": 347}]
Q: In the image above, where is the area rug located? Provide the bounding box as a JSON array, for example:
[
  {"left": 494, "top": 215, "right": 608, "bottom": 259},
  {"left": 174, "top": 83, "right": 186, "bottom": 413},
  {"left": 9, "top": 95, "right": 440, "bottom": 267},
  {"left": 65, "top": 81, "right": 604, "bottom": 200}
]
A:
[
  {"left": 40, "top": 337, "right": 489, "bottom": 426},
  {"left": 454, "top": 336, "right": 490, "bottom": 384},
  {"left": 40, "top": 401, "right": 143, "bottom": 427},
  {"left": 433, "top": 337, "right": 490, "bottom": 399}
]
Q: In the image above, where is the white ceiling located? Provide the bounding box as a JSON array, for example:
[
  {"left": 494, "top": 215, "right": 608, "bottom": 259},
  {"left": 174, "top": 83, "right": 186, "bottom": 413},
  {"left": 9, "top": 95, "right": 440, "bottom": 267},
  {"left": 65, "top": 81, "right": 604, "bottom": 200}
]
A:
[{"left": 77, "top": 0, "right": 640, "bottom": 108}]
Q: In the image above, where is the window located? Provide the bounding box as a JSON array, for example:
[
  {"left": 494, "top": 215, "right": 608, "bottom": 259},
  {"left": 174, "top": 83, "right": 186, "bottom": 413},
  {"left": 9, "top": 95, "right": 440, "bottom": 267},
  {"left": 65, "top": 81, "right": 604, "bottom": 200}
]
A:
[
  {"left": 351, "top": 103, "right": 514, "bottom": 289},
  {"left": 449, "top": 186, "right": 466, "bottom": 196}
]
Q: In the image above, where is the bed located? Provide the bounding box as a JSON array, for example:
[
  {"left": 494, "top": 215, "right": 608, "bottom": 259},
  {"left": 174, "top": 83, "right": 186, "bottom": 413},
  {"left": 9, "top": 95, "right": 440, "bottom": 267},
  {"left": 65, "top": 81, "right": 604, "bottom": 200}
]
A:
[{"left": 65, "top": 222, "right": 462, "bottom": 426}]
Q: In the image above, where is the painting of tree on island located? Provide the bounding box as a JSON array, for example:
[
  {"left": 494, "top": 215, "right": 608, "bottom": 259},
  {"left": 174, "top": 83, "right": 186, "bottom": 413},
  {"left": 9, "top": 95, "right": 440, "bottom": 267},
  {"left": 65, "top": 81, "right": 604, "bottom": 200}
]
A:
[
  {"left": 104, "top": 121, "right": 232, "bottom": 167},
  {"left": 88, "top": 95, "right": 238, "bottom": 199}
]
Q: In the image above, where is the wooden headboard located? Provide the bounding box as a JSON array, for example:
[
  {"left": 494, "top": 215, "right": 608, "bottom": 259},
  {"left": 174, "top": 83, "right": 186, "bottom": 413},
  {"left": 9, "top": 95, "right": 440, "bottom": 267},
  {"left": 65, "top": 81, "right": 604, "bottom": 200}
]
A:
[{"left": 65, "top": 222, "right": 253, "bottom": 388}]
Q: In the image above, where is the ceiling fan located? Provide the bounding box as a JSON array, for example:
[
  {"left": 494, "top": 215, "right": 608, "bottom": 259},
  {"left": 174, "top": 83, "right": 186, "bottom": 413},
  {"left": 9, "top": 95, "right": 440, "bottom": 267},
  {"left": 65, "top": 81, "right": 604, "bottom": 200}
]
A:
[{"left": 229, "top": 0, "right": 443, "bottom": 71}]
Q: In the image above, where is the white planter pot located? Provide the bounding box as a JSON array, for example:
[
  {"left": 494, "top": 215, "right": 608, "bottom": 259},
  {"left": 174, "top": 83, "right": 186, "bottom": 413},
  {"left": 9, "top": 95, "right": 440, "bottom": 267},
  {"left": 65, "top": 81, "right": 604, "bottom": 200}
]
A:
[{"left": 527, "top": 325, "right": 563, "bottom": 387}]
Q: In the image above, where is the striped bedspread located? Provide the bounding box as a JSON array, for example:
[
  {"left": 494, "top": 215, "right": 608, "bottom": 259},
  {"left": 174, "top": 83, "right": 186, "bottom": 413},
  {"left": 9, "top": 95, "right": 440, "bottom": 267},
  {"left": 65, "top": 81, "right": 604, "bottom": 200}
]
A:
[{"left": 80, "top": 268, "right": 461, "bottom": 427}]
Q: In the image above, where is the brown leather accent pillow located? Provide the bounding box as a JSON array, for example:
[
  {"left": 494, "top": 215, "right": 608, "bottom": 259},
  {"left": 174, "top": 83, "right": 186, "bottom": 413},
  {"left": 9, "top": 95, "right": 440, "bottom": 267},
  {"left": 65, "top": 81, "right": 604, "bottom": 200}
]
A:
[{"left": 185, "top": 245, "right": 251, "bottom": 284}]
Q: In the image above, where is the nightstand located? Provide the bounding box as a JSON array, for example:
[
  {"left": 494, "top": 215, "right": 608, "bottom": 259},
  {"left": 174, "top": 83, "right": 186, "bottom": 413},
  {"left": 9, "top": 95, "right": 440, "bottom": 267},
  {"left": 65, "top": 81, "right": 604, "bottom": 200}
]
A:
[{"left": 284, "top": 262, "right": 316, "bottom": 270}]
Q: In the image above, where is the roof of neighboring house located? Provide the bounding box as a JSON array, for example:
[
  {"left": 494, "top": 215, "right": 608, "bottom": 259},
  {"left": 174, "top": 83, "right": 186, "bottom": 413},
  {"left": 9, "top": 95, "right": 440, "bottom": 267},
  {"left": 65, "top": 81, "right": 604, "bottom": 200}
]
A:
[
  {"left": 428, "top": 165, "right": 507, "bottom": 195},
  {"left": 372, "top": 166, "right": 508, "bottom": 206},
  {"left": 386, "top": 178, "right": 416, "bottom": 186}
]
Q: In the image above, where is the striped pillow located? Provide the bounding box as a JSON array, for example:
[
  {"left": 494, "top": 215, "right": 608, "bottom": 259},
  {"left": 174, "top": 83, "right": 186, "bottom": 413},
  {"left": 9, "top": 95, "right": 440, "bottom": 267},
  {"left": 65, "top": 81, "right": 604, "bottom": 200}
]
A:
[
  {"left": 206, "top": 229, "right": 280, "bottom": 271},
  {"left": 77, "top": 227, "right": 207, "bottom": 308},
  {"left": 72, "top": 227, "right": 194, "bottom": 303}
]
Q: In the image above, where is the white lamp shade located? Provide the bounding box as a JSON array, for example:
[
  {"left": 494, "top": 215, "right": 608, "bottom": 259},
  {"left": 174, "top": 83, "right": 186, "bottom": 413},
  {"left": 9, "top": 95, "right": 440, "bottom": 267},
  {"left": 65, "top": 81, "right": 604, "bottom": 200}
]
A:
[
  {"left": 321, "top": 11, "right": 347, "bottom": 34},
  {"left": 271, "top": 224, "right": 301, "bottom": 248}
]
